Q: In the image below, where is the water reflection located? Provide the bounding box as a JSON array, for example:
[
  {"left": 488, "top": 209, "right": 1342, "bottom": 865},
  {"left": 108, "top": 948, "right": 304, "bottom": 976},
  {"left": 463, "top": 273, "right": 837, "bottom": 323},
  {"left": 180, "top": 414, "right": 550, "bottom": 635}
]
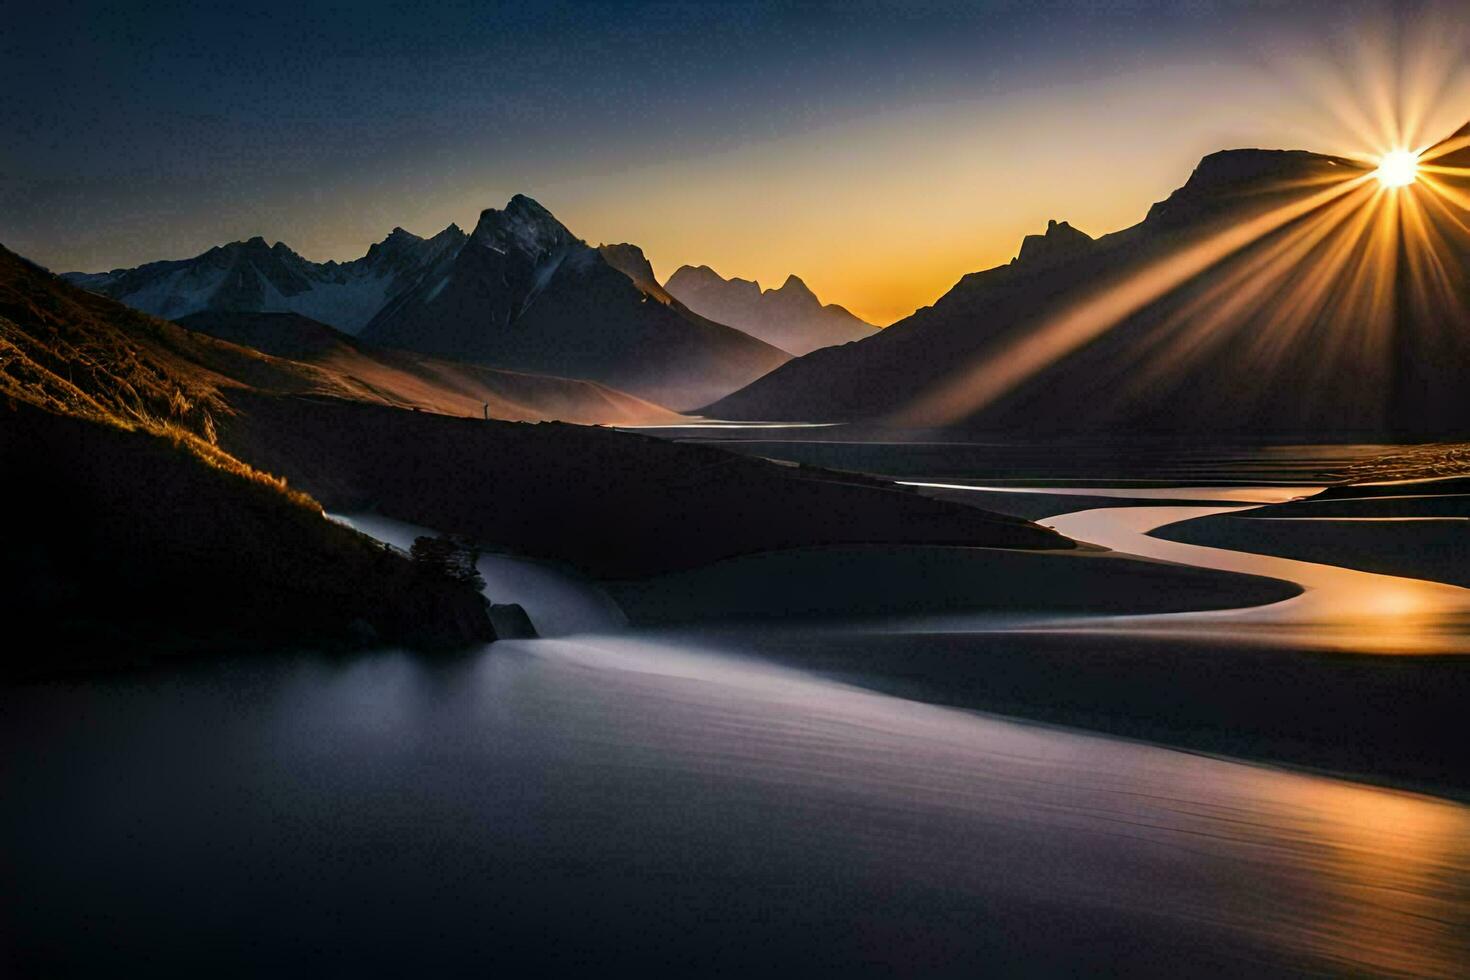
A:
[{"left": 900, "top": 481, "right": 1322, "bottom": 503}]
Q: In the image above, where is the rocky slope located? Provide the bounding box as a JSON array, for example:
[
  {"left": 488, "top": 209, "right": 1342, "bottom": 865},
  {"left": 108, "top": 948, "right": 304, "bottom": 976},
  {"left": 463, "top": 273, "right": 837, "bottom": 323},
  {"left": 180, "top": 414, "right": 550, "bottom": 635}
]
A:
[{"left": 363, "top": 196, "right": 790, "bottom": 409}]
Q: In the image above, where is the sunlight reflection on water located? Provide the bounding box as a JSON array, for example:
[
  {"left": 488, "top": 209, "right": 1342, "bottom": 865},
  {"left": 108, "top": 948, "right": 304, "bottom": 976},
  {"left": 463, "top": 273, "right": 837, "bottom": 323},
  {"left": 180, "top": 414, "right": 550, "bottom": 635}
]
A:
[{"left": 1044, "top": 503, "right": 1470, "bottom": 653}]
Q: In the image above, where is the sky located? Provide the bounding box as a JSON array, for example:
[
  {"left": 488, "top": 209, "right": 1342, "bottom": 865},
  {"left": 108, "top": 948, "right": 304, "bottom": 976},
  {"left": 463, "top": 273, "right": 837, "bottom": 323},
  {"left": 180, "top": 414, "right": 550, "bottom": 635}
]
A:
[{"left": 5, "top": 1, "right": 1469, "bottom": 325}]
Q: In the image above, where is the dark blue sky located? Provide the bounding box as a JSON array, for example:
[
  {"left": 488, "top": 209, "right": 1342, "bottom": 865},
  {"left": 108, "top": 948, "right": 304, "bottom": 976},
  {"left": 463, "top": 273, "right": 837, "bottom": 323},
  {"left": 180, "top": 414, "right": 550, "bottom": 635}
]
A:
[{"left": 4, "top": 1, "right": 1457, "bottom": 320}]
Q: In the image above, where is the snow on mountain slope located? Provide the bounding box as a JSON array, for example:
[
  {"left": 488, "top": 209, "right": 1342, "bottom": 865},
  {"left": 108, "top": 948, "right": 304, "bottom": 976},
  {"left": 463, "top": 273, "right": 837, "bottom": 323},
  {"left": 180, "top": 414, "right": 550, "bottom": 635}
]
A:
[
  {"left": 63, "top": 225, "right": 466, "bottom": 334},
  {"left": 363, "top": 196, "right": 790, "bottom": 410}
]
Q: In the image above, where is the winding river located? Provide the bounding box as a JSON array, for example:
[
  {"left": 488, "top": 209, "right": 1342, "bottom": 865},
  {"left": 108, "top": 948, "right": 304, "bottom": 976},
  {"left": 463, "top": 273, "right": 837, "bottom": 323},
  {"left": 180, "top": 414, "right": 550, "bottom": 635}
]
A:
[{"left": 1048, "top": 501, "right": 1470, "bottom": 654}]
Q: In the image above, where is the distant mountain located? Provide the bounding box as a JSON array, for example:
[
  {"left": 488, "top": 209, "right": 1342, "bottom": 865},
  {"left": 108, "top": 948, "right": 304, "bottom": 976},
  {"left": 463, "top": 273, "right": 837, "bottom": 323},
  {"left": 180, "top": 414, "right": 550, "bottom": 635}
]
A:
[
  {"left": 597, "top": 243, "right": 675, "bottom": 303},
  {"left": 362, "top": 196, "right": 790, "bottom": 409},
  {"left": 707, "top": 135, "right": 1470, "bottom": 437},
  {"left": 664, "top": 265, "right": 877, "bottom": 355},
  {"left": 63, "top": 225, "right": 466, "bottom": 334},
  {"left": 175, "top": 310, "right": 682, "bottom": 426}
]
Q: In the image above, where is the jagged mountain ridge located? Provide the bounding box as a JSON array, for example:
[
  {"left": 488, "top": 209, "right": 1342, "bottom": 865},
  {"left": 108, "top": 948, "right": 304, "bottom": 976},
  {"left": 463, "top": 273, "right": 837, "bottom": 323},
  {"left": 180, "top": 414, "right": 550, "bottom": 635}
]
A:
[
  {"left": 706, "top": 137, "right": 1470, "bottom": 437},
  {"left": 362, "top": 196, "right": 790, "bottom": 409},
  {"left": 664, "top": 264, "right": 877, "bottom": 355},
  {"left": 64, "top": 225, "right": 467, "bottom": 334},
  {"left": 63, "top": 197, "right": 792, "bottom": 410}
]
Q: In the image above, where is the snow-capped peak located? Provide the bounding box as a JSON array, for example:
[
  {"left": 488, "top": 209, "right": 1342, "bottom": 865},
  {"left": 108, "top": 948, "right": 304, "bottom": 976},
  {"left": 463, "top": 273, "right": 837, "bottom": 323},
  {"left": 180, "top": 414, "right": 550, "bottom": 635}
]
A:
[{"left": 471, "top": 195, "right": 577, "bottom": 257}]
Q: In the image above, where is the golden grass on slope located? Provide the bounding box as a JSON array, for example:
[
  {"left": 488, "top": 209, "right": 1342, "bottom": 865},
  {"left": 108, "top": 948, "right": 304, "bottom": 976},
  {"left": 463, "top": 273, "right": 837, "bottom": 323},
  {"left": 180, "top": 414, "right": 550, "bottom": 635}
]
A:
[
  {"left": 0, "top": 313, "right": 317, "bottom": 510},
  {"left": 0, "top": 246, "right": 326, "bottom": 512}
]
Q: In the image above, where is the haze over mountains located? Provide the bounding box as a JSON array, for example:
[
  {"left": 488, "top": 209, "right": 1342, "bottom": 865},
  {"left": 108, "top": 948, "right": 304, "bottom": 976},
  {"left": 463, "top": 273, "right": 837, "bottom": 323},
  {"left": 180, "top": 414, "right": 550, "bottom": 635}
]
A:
[
  {"left": 665, "top": 265, "right": 878, "bottom": 355},
  {"left": 709, "top": 127, "right": 1470, "bottom": 437},
  {"left": 175, "top": 310, "right": 681, "bottom": 426}
]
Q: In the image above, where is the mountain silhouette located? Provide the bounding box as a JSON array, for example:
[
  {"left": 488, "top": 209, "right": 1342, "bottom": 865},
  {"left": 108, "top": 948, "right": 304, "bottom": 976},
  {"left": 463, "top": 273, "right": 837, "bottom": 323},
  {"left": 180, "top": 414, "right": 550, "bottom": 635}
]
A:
[
  {"left": 706, "top": 131, "right": 1470, "bottom": 437},
  {"left": 665, "top": 264, "right": 877, "bottom": 355},
  {"left": 360, "top": 196, "right": 789, "bottom": 409},
  {"left": 597, "top": 242, "right": 674, "bottom": 302}
]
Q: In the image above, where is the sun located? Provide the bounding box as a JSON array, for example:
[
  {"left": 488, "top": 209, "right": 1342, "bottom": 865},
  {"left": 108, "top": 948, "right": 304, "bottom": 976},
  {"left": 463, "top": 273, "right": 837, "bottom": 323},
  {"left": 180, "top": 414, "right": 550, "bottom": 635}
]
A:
[{"left": 1375, "top": 150, "right": 1420, "bottom": 188}]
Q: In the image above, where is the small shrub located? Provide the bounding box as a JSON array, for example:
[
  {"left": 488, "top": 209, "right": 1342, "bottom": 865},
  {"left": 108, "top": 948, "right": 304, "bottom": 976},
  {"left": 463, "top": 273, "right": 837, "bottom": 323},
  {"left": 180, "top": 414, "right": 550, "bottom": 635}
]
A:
[{"left": 410, "top": 535, "right": 486, "bottom": 591}]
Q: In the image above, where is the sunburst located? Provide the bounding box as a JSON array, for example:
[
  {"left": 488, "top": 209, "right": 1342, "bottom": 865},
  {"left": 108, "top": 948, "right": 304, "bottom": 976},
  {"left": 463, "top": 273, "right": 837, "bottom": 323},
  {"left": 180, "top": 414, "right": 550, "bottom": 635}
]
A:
[{"left": 893, "top": 19, "right": 1470, "bottom": 429}]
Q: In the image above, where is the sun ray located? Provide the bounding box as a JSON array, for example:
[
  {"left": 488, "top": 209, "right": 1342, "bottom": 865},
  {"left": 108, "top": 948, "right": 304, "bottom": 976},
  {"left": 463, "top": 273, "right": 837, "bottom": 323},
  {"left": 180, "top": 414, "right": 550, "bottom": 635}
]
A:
[
  {"left": 1418, "top": 135, "right": 1470, "bottom": 165},
  {"left": 1131, "top": 184, "right": 1375, "bottom": 387},
  {"left": 1414, "top": 175, "right": 1470, "bottom": 235},
  {"left": 890, "top": 172, "right": 1373, "bottom": 425}
]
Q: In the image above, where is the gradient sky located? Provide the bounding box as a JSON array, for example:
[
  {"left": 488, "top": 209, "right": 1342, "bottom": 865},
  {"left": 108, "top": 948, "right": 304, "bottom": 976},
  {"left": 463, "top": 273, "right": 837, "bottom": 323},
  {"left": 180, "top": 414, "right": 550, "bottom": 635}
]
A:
[{"left": 5, "top": 1, "right": 1468, "bottom": 324}]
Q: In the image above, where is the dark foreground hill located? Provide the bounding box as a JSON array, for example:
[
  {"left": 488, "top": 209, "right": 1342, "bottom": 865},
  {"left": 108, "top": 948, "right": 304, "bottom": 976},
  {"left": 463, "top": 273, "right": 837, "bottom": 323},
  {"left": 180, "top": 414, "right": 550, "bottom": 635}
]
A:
[
  {"left": 708, "top": 128, "right": 1470, "bottom": 437},
  {"left": 216, "top": 393, "right": 1068, "bottom": 579},
  {"left": 0, "top": 247, "right": 495, "bottom": 674},
  {"left": 2, "top": 403, "right": 495, "bottom": 675}
]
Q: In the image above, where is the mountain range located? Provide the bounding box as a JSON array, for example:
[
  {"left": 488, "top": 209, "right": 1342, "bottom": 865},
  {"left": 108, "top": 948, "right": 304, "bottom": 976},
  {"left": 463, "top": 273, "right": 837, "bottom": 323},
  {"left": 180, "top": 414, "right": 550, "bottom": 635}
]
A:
[
  {"left": 707, "top": 126, "right": 1470, "bottom": 437},
  {"left": 65, "top": 224, "right": 468, "bottom": 334},
  {"left": 664, "top": 265, "right": 877, "bottom": 355},
  {"left": 65, "top": 197, "right": 791, "bottom": 410}
]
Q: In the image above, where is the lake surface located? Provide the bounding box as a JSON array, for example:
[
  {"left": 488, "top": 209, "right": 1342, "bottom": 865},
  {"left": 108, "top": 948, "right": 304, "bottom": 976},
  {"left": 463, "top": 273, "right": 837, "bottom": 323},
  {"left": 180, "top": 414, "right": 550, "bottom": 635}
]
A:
[
  {"left": 6, "top": 634, "right": 1469, "bottom": 976},
  {"left": 6, "top": 473, "right": 1470, "bottom": 975}
]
